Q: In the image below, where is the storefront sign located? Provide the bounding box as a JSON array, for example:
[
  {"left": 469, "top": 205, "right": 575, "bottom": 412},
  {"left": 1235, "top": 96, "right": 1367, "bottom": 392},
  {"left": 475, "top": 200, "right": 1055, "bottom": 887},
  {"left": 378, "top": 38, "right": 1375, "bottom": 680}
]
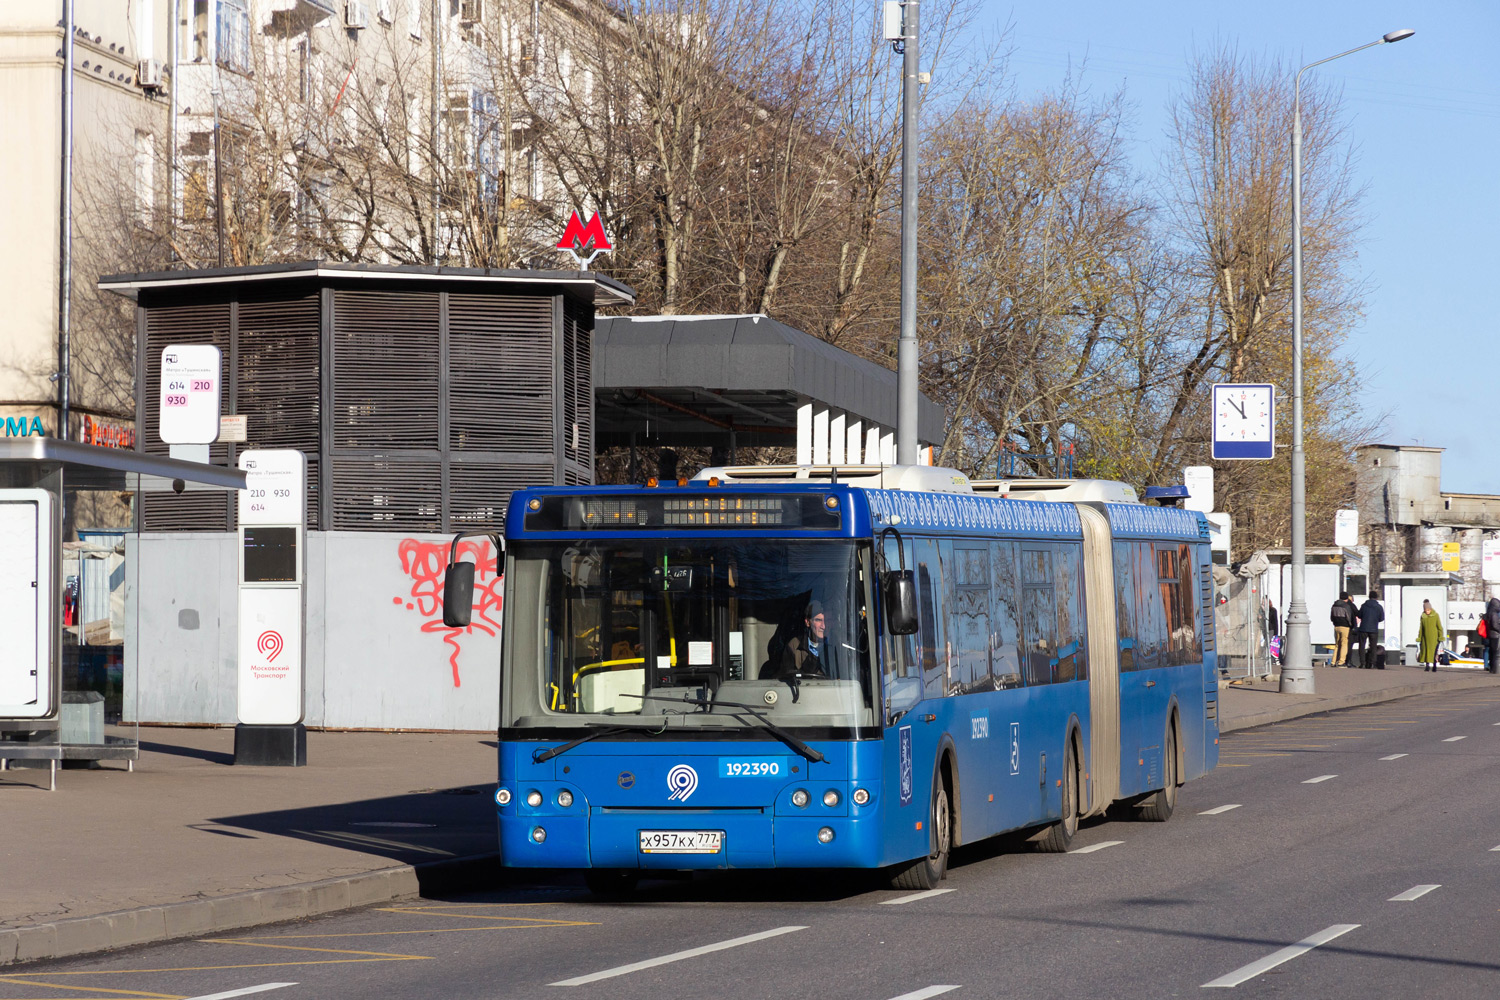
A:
[
  {"left": 1447, "top": 601, "right": 1484, "bottom": 632},
  {"left": 3, "top": 416, "right": 46, "bottom": 437},
  {"left": 80, "top": 415, "right": 135, "bottom": 449}
]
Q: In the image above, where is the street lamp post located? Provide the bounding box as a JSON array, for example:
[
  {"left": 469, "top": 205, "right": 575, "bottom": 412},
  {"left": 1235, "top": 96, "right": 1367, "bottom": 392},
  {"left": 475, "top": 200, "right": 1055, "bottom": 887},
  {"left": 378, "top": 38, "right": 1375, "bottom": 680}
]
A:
[{"left": 1281, "top": 28, "right": 1414, "bottom": 695}]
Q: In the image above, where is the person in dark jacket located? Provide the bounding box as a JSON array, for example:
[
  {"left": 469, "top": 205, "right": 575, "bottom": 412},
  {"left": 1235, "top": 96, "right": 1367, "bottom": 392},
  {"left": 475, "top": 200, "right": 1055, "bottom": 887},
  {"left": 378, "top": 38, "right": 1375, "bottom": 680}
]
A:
[
  {"left": 1485, "top": 597, "right": 1500, "bottom": 674},
  {"left": 1353, "top": 591, "right": 1385, "bottom": 669},
  {"left": 1330, "top": 592, "right": 1358, "bottom": 667}
]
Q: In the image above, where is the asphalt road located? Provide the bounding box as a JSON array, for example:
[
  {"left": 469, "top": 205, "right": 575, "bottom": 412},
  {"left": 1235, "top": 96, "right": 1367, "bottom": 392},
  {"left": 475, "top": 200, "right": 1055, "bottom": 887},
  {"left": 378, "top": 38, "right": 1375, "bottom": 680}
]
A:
[{"left": 6, "top": 687, "right": 1500, "bottom": 1000}]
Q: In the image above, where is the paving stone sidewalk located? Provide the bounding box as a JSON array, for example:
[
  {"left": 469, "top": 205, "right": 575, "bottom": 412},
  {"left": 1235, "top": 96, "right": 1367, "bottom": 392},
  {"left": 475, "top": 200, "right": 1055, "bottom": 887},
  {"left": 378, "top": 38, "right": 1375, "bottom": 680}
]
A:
[{"left": 4, "top": 662, "right": 1495, "bottom": 966}]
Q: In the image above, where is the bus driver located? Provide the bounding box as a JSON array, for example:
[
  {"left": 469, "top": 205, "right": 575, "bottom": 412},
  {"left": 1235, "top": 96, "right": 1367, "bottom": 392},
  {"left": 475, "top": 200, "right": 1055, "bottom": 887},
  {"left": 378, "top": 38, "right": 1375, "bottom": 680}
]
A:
[{"left": 780, "top": 601, "right": 831, "bottom": 678}]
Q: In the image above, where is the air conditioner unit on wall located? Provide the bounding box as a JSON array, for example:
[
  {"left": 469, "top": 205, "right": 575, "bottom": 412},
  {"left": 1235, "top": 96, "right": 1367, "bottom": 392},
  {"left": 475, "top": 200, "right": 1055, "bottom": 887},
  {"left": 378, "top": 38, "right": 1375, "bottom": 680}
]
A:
[
  {"left": 345, "top": 1, "right": 370, "bottom": 29},
  {"left": 137, "top": 58, "right": 164, "bottom": 91},
  {"left": 459, "top": 0, "right": 483, "bottom": 24}
]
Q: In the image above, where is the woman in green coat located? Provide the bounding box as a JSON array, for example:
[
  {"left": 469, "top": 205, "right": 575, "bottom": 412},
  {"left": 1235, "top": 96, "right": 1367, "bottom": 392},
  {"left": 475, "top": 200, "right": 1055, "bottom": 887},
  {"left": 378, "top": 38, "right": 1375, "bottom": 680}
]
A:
[{"left": 1417, "top": 599, "right": 1446, "bottom": 671}]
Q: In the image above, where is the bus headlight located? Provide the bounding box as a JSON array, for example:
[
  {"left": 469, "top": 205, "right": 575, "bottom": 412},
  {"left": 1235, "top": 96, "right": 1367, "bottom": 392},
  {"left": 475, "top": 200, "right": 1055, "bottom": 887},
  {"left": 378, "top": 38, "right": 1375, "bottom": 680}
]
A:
[
  {"left": 531, "top": 826, "right": 547, "bottom": 843},
  {"left": 818, "top": 827, "right": 835, "bottom": 843},
  {"left": 791, "top": 788, "right": 810, "bottom": 808},
  {"left": 495, "top": 787, "right": 512, "bottom": 806},
  {"left": 526, "top": 790, "right": 543, "bottom": 808},
  {"left": 556, "top": 789, "right": 574, "bottom": 808},
  {"left": 822, "top": 790, "right": 840, "bottom": 808},
  {"left": 852, "top": 788, "right": 870, "bottom": 806}
]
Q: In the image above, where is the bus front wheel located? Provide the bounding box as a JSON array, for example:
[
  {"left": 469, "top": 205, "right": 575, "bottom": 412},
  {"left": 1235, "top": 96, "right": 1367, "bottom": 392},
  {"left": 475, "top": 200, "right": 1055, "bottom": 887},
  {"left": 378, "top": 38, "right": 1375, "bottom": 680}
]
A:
[{"left": 891, "top": 779, "right": 951, "bottom": 890}]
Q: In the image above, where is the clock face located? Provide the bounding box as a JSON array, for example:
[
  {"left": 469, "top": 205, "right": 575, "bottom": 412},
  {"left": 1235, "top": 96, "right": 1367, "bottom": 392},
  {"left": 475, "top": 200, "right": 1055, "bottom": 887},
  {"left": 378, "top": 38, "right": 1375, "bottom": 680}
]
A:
[{"left": 1214, "top": 385, "right": 1273, "bottom": 442}]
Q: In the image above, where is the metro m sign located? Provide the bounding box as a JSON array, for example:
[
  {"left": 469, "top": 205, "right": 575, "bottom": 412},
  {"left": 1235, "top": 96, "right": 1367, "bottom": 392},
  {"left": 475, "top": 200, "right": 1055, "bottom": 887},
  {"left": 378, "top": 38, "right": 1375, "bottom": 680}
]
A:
[{"left": 557, "top": 210, "right": 612, "bottom": 270}]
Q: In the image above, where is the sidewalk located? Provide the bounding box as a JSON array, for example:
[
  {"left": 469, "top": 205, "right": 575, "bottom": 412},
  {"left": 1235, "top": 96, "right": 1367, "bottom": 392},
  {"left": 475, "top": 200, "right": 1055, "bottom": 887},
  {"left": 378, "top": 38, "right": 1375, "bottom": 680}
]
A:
[{"left": 5, "top": 663, "right": 1497, "bottom": 966}]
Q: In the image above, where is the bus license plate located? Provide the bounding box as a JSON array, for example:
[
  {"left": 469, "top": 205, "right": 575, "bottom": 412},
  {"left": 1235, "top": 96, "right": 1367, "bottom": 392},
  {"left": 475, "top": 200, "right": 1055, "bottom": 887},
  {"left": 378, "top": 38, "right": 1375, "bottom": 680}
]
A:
[{"left": 639, "top": 830, "right": 724, "bottom": 854}]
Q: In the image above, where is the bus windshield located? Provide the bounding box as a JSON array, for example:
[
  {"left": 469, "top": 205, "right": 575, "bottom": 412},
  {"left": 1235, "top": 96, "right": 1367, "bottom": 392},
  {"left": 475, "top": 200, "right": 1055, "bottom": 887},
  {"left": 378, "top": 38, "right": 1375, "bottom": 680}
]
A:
[{"left": 503, "top": 539, "right": 876, "bottom": 731}]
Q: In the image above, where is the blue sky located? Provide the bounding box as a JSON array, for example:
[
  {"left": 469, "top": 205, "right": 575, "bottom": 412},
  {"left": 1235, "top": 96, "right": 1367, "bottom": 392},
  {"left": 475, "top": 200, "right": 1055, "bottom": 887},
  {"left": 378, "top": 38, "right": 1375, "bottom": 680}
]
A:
[{"left": 990, "top": 1, "right": 1500, "bottom": 494}]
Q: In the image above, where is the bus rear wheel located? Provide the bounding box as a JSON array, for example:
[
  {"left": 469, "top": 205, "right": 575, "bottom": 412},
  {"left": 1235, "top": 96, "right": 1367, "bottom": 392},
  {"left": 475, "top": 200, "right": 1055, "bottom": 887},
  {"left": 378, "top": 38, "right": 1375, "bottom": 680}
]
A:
[
  {"left": 584, "top": 868, "right": 640, "bottom": 897},
  {"left": 1139, "top": 723, "right": 1178, "bottom": 823},
  {"left": 1036, "top": 738, "right": 1078, "bottom": 853},
  {"left": 891, "top": 780, "right": 950, "bottom": 890}
]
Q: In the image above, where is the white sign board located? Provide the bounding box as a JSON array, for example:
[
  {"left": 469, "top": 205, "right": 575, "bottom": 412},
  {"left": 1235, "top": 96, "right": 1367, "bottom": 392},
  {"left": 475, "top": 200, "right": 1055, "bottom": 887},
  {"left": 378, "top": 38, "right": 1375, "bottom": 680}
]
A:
[
  {"left": 1183, "top": 466, "right": 1214, "bottom": 513},
  {"left": 1484, "top": 538, "right": 1500, "bottom": 583},
  {"left": 237, "top": 587, "right": 303, "bottom": 725},
  {"left": 1206, "top": 511, "right": 1231, "bottom": 554},
  {"left": 0, "top": 490, "right": 53, "bottom": 719},
  {"left": 1447, "top": 601, "right": 1484, "bottom": 633},
  {"left": 1334, "top": 509, "right": 1359, "bottom": 548},
  {"left": 238, "top": 449, "right": 306, "bottom": 525},
  {"left": 1279, "top": 563, "right": 1341, "bottom": 645},
  {"left": 219, "top": 414, "right": 248, "bottom": 443},
  {"left": 159, "top": 345, "right": 222, "bottom": 444}
]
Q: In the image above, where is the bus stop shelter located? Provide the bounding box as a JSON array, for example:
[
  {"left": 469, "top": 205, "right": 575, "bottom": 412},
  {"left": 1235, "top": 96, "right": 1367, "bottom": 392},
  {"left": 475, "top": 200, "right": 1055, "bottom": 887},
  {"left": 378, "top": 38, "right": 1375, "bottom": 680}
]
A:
[{"left": 0, "top": 438, "right": 244, "bottom": 789}]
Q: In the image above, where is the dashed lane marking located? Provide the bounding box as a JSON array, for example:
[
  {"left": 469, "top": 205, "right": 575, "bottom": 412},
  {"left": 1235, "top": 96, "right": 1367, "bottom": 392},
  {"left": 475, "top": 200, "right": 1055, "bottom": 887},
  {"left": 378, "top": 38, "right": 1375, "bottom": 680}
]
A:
[
  {"left": 1389, "top": 885, "right": 1441, "bottom": 902},
  {"left": 1199, "top": 804, "right": 1242, "bottom": 815},
  {"left": 1201, "top": 924, "right": 1360, "bottom": 988},
  {"left": 1380, "top": 754, "right": 1409, "bottom": 760},
  {"left": 1302, "top": 775, "right": 1338, "bottom": 784},
  {"left": 1442, "top": 736, "right": 1467, "bottom": 742},
  {"left": 1070, "top": 841, "right": 1124, "bottom": 854},
  {"left": 186, "top": 985, "right": 296, "bottom": 1000},
  {"left": 886, "top": 988, "right": 961, "bottom": 1000},
  {"left": 880, "top": 888, "right": 955, "bottom": 905},
  {"left": 548, "top": 926, "right": 807, "bottom": 986}
]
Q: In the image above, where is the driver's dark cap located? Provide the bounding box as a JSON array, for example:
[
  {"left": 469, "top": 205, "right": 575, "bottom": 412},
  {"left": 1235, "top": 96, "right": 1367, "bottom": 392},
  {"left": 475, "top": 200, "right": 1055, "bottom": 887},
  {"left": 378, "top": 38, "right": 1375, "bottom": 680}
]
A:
[{"left": 805, "top": 601, "right": 824, "bottom": 620}]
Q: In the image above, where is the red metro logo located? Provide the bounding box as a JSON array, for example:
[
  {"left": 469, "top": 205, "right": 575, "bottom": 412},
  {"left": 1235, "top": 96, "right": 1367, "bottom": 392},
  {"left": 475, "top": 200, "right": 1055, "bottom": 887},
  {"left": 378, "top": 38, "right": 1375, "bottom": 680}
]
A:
[{"left": 556, "top": 210, "right": 612, "bottom": 270}]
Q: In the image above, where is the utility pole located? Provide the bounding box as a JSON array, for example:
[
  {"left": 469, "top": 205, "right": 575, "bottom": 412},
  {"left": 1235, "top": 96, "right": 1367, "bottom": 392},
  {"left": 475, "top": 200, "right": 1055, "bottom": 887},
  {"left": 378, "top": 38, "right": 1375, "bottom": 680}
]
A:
[{"left": 895, "top": 0, "right": 919, "bottom": 465}]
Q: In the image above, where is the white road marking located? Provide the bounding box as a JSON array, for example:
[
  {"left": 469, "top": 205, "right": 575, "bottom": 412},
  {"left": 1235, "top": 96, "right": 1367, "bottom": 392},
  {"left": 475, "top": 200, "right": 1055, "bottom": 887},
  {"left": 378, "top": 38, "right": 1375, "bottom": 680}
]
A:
[
  {"left": 549, "top": 926, "right": 806, "bottom": 986},
  {"left": 1379, "top": 754, "right": 1408, "bottom": 761},
  {"left": 1201, "top": 924, "right": 1360, "bottom": 988},
  {"left": 1302, "top": 775, "right": 1338, "bottom": 784},
  {"left": 187, "top": 985, "right": 298, "bottom": 1000},
  {"left": 1070, "top": 840, "right": 1124, "bottom": 854},
  {"left": 1389, "top": 884, "right": 1441, "bottom": 902},
  {"left": 1199, "top": 804, "right": 1242, "bottom": 815},
  {"left": 881, "top": 888, "right": 955, "bottom": 905},
  {"left": 1490, "top": 845, "right": 1500, "bottom": 852},
  {"left": 886, "top": 988, "right": 961, "bottom": 1000},
  {"left": 1443, "top": 736, "right": 1467, "bottom": 742}
]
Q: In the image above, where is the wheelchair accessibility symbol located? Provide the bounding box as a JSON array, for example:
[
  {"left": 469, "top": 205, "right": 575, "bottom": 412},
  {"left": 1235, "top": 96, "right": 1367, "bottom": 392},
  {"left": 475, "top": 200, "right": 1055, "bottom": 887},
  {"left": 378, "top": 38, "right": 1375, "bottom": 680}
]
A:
[{"left": 1010, "top": 722, "right": 1020, "bottom": 775}]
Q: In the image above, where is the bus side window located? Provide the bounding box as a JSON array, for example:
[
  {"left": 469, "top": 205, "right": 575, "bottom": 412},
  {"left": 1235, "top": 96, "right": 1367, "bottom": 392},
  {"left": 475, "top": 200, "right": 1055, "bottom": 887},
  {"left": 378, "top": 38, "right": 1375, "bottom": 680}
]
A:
[
  {"left": 991, "top": 541, "right": 1023, "bottom": 689},
  {"left": 1135, "top": 541, "right": 1165, "bottom": 669},
  {"left": 880, "top": 535, "right": 922, "bottom": 718},
  {"left": 951, "top": 542, "right": 991, "bottom": 693},
  {"left": 1054, "top": 542, "right": 1086, "bottom": 683},
  {"left": 1021, "top": 546, "right": 1056, "bottom": 686},
  {"left": 1113, "top": 541, "right": 1135, "bottom": 671},
  {"left": 917, "top": 539, "right": 947, "bottom": 699}
]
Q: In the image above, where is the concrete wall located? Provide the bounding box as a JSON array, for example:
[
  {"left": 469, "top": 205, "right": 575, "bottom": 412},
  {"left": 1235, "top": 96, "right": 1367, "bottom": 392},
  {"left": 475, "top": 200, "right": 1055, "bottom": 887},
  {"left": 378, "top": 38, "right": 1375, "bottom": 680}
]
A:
[{"left": 127, "top": 531, "right": 502, "bottom": 731}]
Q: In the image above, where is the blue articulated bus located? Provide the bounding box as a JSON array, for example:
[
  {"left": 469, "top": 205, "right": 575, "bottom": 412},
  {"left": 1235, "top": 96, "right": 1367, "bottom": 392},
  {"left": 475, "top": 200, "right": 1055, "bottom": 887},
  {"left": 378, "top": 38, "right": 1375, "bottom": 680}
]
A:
[{"left": 440, "top": 465, "right": 1219, "bottom": 893}]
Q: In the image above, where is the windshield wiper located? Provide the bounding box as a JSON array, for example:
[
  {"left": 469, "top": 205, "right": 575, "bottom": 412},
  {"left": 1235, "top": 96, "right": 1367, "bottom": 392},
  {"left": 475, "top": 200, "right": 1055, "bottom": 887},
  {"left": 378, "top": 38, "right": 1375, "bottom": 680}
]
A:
[
  {"left": 532, "top": 722, "right": 665, "bottom": 764},
  {"left": 677, "top": 694, "right": 826, "bottom": 764}
]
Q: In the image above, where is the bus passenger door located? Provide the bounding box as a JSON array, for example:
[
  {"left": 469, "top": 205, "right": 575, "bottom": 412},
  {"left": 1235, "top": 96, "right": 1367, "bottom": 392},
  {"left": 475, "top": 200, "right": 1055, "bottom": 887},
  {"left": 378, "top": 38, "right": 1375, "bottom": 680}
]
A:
[{"left": 1116, "top": 540, "right": 1169, "bottom": 797}]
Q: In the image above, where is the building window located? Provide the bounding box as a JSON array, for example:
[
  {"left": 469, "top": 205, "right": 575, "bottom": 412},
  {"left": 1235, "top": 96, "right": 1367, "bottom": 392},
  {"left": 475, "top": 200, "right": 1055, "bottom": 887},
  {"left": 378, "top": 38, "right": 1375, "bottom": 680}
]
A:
[
  {"left": 134, "top": 131, "right": 156, "bottom": 224},
  {"left": 408, "top": 0, "right": 422, "bottom": 38},
  {"left": 216, "top": 0, "right": 251, "bottom": 73}
]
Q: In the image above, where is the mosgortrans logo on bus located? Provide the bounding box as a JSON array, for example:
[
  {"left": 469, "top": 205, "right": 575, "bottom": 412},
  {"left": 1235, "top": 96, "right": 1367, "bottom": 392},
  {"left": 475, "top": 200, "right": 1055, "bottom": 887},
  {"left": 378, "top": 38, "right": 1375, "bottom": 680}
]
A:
[{"left": 557, "top": 210, "right": 612, "bottom": 270}]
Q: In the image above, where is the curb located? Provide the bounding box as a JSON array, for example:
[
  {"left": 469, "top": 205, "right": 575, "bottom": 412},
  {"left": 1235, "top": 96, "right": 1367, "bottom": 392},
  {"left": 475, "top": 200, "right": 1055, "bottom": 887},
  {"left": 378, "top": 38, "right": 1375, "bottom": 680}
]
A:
[
  {"left": 0, "top": 852, "right": 501, "bottom": 968},
  {"left": 1219, "top": 673, "right": 1498, "bottom": 733}
]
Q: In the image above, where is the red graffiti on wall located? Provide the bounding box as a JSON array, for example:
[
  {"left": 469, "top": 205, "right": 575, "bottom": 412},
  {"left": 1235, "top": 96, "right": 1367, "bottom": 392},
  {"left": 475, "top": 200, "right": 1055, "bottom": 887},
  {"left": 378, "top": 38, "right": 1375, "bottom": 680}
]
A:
[{"left": 396, "top": 538, "right": 503, "bottom": 688}]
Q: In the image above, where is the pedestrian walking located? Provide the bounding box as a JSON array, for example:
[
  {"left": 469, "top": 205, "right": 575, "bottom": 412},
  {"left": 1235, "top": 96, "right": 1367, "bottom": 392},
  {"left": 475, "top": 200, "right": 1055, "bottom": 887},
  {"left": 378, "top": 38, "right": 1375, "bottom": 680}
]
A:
[
  {"left": 1330, "top": 591, "right": 1358, "bottom": 666},
  {"left": 1416, "top": 599, "right": 1445, "bottom": 672},
  {"left": 1353, "top": 590, "right": 1385, "bottom": 669},
  {"left": 1485, "top": 596, "right": 1500, "bottom": 675}
]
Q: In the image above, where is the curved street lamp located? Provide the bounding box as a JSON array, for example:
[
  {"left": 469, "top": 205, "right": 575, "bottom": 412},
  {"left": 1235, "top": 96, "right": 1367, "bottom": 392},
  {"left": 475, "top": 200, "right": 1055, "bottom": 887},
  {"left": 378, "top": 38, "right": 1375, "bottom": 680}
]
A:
[{"left": 1281, "top": 28, "right": 1415, "bottom": 694}]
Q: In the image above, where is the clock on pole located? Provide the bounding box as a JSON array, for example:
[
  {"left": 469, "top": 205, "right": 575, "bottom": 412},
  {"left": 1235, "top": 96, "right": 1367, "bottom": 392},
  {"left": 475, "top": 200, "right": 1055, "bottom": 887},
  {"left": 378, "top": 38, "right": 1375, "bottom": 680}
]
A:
[{"left": 1211, "top": 383, "right": 1275, "bottom": 460}]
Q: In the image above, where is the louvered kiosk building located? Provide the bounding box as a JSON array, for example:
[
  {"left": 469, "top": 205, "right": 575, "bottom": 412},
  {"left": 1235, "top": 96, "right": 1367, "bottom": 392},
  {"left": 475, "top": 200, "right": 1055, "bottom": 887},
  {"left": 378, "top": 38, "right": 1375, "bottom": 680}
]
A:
[
  {"left": 104, "top": 263, "right": 631, "bottom": 532},
  {"left": 100, "top": 263, "right": 633, "bottom": 732}
]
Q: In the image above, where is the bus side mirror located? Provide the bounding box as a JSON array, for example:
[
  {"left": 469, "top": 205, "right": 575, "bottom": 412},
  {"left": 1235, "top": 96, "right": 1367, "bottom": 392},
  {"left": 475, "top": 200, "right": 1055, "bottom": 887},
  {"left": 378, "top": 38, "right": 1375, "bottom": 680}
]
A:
[
  {"left": 883, "top": 570, "right": 918, "bottom": 635},
  {"left": 443, "top": 562, "right": 476, "bottom": 628}
]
